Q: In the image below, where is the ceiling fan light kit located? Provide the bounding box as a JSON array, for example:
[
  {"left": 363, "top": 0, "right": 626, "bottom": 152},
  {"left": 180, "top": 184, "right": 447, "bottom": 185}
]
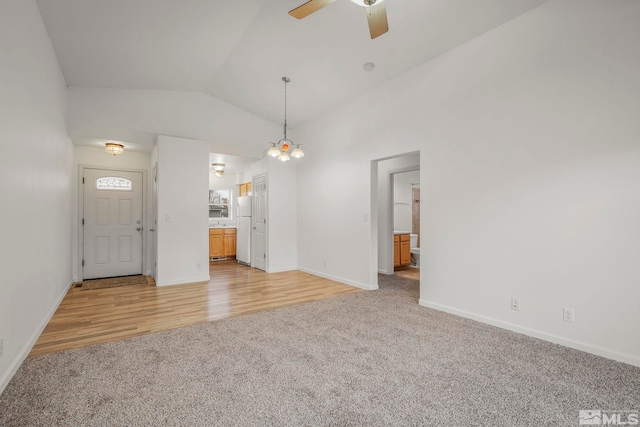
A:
[
  {"left": 268, "top": 77, "right": 304, "bottom": 162},
  {"left": 289, "top": 0, "right": 389, "bottom": 39}
]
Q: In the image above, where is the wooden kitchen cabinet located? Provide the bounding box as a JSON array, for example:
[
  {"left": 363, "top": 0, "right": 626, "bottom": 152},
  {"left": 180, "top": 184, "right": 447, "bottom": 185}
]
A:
[
  {"left": 239, "top": 183, "right": 247, "bottom": 197},
  {"left": 239, "top": 182, "right": 252, "bottom": 197},
  {"left": 209, "top": 228, "right": 236, "bottom": 259},
  {"left": 209, "top": 229, "right": 224, "bottom": 258},
  {"left": 224, "top": 228, "right": 236, "bottom": 257},
  {"left": 394, "top": 233, "right": 411, "bottom": 269}
]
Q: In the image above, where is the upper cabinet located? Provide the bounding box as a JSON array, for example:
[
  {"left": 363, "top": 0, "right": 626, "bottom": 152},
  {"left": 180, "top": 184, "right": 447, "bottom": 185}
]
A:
[{"left": 239, "top": 182, "right": 252, "bottom": 197}]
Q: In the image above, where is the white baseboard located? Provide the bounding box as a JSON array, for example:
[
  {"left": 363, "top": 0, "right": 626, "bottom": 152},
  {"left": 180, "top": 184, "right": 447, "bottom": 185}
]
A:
[
  {"left": 298, "top": 267, "right": 377, "bottom": 290},
  {"left": 419, "top": 299, "right": 640, "bottom": 368},
  {"left": 266, "top": 266, "right": 298, "bottom": 273},
  {"left": 378, "top": 269, "right": 393, "bottom": 275},
  {"left": 155, "top": 275, "right": 210, "bottom": 287},
  {"left": 0, "top": 279, "right": 74, "bottom": 395}
]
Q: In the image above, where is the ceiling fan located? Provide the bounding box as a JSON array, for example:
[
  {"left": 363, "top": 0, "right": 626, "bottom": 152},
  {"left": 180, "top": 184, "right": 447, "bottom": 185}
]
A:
[{"left": 289, "top": 0, "right": 389, "bottom": 39}]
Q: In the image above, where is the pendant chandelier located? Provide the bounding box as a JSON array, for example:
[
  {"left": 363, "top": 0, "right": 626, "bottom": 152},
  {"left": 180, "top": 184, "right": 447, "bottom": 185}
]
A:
[{"left": 268, "top": 77, "right": 304, "bottom": 161}]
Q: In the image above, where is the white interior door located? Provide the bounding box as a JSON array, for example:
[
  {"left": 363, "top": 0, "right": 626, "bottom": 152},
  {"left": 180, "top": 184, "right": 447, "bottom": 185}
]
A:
[
  {"left": 83, "top": 169, "right": 143, "bottom": 279},
  {"left": 252, "top": 174, "right": 267, "bottom": 271}
]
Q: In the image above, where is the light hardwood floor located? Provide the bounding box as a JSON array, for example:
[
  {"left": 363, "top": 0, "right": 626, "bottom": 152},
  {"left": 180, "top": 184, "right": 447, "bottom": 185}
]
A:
[{"left": 29, "top": 261, "right": 361, "bottom": 357}]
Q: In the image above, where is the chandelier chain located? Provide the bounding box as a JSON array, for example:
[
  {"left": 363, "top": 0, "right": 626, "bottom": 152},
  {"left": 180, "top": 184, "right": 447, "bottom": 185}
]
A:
[{"left": 283, "top": 78, "right": 288, "bottom": 139}]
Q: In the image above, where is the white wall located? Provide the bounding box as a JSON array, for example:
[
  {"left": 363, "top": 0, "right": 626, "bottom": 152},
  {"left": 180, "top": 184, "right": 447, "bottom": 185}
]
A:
[
  {"left": 297, "top": 0, "right": 640, "bottom": 366},
  {"left": 394, "top": 170, "right": 420, "bottom": 233},
  {"left": 156, "top": 136, "right": 210, "bottom": 286},
  {"left": 68, "top": 87, "right": 281, "bottom": 158},
  {"left": 250, "top": 157, "right": 298, "bottom": 273},
  {"left": 266, "top": 157, "right": 298, "bottom": 273},
  {"left": 72, "top": 146, "right": 152, "bottom": 280},
  {"left": 0, "top": 0, "right": 74, "bottom": 393}
]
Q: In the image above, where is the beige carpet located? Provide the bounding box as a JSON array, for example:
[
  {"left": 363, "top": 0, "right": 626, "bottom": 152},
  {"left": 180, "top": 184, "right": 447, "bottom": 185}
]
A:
[
  {"left": 74, "top": 275, "right": 153, "bottom": 290},
  {"left": 1, "top": 275, "right": 638, "bottom": 426}
]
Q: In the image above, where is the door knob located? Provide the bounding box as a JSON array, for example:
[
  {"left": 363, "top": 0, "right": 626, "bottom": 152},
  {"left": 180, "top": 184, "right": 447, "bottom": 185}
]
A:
[
  {"left": 136, "top": 227, "right": 142, "bottom": 231},
  {"left": 149, "top": 227, "right": 155, "bottom": 232}
]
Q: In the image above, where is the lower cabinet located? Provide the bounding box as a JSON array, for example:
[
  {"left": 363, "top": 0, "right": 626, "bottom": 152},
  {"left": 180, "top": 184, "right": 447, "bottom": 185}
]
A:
[
  {"left": 209, "top": 228, "right": 236, "bottom": 259},
  {"left": 394, "top": 233, "right": 411, "bottom": 269},
  {"left": 224, "top": 228, "right": 236, "bottom": 257}
]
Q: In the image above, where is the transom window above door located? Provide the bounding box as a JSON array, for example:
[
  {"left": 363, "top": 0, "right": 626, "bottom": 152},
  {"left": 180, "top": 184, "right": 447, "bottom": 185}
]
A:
[{"left": 96, "top": 177, "right": 133, "bottom": 191}]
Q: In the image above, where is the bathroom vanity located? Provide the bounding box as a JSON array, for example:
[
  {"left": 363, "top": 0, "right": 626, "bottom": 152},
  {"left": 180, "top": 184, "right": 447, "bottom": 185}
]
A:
[{"left": 394, "top": 233, "right": 411, "bottom": 269}]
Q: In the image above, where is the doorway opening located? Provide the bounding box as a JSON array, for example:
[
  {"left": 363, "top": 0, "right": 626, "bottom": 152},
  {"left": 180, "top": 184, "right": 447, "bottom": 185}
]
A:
[
  {"left": 391, "top": 170, "right": 420, "bottom": 281},
  {"left": 370, "top": 151, "right": 421, "bottom": 292}
]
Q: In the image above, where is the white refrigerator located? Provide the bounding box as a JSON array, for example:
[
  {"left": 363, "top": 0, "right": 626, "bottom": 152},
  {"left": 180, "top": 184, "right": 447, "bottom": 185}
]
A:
[{"left": 236, "top": 196, "right": 252, "bottom": 265}]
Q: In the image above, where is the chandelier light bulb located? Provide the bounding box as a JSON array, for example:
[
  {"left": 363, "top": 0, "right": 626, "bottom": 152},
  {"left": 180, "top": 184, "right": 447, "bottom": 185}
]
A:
[
  {"left": 268, "top": 143, "right": 280, "bottom": 158},
  {"left": 291, "top": 145, "right": 304, "bottom": 158},
  {"left": 278, "top": 151, "right": 291, "bottom": 162}
]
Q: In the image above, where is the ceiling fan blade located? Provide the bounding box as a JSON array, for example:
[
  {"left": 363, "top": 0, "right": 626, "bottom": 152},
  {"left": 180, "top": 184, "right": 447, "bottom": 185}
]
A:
[
  {"left": 288, "top": 0, "right": 337, "bottom": 19},
  {"left": 366, "top": 2, "right": 389, "bottom": 39}
]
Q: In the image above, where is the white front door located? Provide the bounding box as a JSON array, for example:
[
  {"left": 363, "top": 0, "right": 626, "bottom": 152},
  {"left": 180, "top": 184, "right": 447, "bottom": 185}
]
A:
[
  {"left": 83, "top": 169, "right": 144, "bottom": 279},
  {"left": 252, "top": 174, "right": 267, "bottom": 271}
]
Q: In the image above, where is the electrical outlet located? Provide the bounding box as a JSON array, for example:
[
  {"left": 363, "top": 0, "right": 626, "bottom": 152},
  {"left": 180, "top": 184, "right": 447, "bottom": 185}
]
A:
[
  {"left": 165, "top": 214, "right": 172, "bottom": 222},
  {"left": 196, "top": 262, "right": 201, "bottom": 270},
  {"left": 563, "top": 307, "right": 575, "bottom": 323},
  {"left": 323, "top": 260, "right": 327, "bottom": 268},
  {"left": 511, "top": 298, "right": 520, "bottom": 311},
  {"left": 0, "top": 338, "right": 3, "bottom": 358}
]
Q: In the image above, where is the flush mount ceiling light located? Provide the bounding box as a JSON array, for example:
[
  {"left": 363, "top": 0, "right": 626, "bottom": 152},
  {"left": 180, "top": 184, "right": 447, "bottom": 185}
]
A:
[
  {"left": 105, "top": 143, "right": 124, "bottom": 156},
  {"left": 212, "top": 163, "right": 225, "bottom": 177},
  {"left": 267, "top": 77, "right": 304, "bottom": 162}
]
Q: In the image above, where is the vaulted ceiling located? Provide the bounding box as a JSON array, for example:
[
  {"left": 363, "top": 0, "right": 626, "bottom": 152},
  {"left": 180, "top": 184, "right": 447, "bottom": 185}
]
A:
[{"left": 37, "top": 0, "right": 547, "bottom": 128}]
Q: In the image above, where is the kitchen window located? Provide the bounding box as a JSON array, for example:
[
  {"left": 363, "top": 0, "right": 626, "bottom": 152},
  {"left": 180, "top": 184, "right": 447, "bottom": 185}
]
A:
[{"left": 209, "top": 189, "right": 232, "bottom": 219}]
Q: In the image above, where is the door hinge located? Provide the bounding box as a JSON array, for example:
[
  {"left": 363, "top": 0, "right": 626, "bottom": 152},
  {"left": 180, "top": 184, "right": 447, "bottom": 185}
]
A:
[
  {"left": 82, "top": 218, "right": 85, "bottom": 226},
  {"left": 82, "top": 177, "right": 85, "bottom": 184},
  {"left": 82, "top": 259, "right": 85, "bottom": 267}
]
